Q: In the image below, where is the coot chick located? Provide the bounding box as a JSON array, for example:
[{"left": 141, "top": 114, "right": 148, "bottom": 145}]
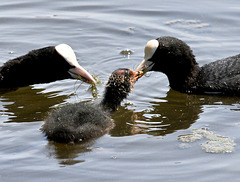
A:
[
  {"left": 41, "top": 68, "right": 142, "bottom": 143},
  {"left": 0, "top": 44, "right": 95, "bottom": 88},
  {"left": 136, "top": 36, "right": 240, "bottom": 95}
]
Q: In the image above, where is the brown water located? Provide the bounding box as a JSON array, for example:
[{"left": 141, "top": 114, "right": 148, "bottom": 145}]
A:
[{"left": 0, "top": 0, "right": 240, "bottom": 181}]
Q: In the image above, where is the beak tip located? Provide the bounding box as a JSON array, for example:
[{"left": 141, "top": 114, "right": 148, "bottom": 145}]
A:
[
  {"left": 89, "top": 79, "right": 96, "bottom": 84},
  {"left": 131, "top": 70, "right": 144, "bottom": 83},
  {"left": 68, "top": 68, "right": 96, "bottom": 84},
  {"left": 135, "top": 59, "right": 154, "bottom": 73},
  {"left": 78, "top": 74, "right": 96, "bottom": 84}
]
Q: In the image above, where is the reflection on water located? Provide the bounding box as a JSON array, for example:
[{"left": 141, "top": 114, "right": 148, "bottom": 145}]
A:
[
  {"left": 0, "top": 86, "right": 70, "bottom": 122},
  {"left": 46, "top": 141, "right": 95, "bottom": 165},
  {"left": 1, "top": 84, "right": 239, "bottom": 166},
  {"left": 1, "top": 84, "right": 238, "bottom": 126},
  {"left": 111, "top": 89, "right": 240, "bottom": 137}
]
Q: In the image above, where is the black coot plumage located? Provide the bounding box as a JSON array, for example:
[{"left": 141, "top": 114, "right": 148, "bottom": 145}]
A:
[
  {"left": 0, "top": 44, "right": 95, "bottom": 88},
  {"left": 136, "top": 36, "right": 240, "bottom": 95},
  {"left": 41, "top": 68, "right": 142, "bottom": 143}
]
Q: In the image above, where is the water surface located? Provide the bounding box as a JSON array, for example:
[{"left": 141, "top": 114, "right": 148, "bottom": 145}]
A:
[{"left": 0, "top": 0, "right": 240, "bottom": 181}]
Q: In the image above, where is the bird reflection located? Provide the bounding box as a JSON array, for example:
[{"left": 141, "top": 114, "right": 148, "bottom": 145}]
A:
[
  {"left": 42, "top": 89, "right": 240, "bottom": 165},
  {"left": 0, "top": 86, "right": 69, "bottom": 122},
  {"left": 46, "top": 140, "right": 95, "bottom": 166},
  {"left": 111, "top": 89, "right": 240, "bottom": 137},
  {"left": 1, "top": 85, "right": 239, "bottom": 165}
]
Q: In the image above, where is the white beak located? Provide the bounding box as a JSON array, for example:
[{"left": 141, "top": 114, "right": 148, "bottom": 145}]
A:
[
  {"left": 68, "top": 65, "right": 95, "bottom": 84},
  {"left": 136, "top": 59, "right": 155, "bottom": 73}
]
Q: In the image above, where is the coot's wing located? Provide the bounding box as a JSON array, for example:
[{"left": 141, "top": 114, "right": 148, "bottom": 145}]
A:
[
  {"left": 202, "top": 75, "right": 240, "bottom": 95},
  {"left": 199, "top": 54, "right": 240, "bottom": 95}
]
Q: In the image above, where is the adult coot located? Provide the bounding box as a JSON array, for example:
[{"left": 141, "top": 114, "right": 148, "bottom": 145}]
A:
[
  {"left": 41, "top": 68, "right": 143, "bottom": 143},
  {"left": 0, "top": 44, "right": 95, "bottom": 88},
  {"left": 136, "top": 36, "right": 240, "bottom": 95}
]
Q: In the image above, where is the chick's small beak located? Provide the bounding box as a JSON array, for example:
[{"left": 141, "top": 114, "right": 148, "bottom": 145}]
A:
[
  {"left": 130, "top": 70, "right": 144, "bottom": 83},
  {"left": 68, "top": 66, "right": 96, "bottom": 84}
]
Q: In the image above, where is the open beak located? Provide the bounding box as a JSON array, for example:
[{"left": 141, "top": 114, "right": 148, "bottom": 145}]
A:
[
  {"left": 68, "top": 65, "right": 95, "bottom": 84},
  {"left": 135, "top": 59, "right": 155, "bottom": 74},
  {"left": 128, "top": 70, "right": 144, "bottom": 90},
  {"left": 130, "top": 70, "right": 145, "bottom": 83}
]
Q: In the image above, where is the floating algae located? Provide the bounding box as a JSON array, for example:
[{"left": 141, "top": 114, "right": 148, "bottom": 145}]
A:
[
  {"left": 201, "top": 140, "right": 235, "bottom": 153},
  {"left": 178, "top": 133, "right": 203, "bottom": 143},
  {"left": 178, "top": 128, "right": 236, "bottom": 153},
  {"left": 120, "top": 49, "right": 134, "bottom": 56},
  {"left": 77, "top": 73, "right": 102, "bottom": 99},
  {"left": 87, "top": 74, "right": 102, "bottom": 99}
]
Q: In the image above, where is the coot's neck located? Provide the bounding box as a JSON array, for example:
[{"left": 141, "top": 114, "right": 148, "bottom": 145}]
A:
[
  {"left": 154, "top": 36, "right": 202, "bottom": 93},
  {"left": 167, "top": 63, "right": 201, "bottom": 93},
  {"left": 100, "top": 77, "right": 131, "bottom": 114},
  {"left": 0, "top": 46, "right": 71, "bottom": 88}
]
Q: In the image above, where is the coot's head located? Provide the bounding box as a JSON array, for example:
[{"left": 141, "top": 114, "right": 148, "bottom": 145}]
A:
[
  {"left": 136, "top": 37, "right": 197, "bottom": 77},
  {"left": 55, "top": 44, "right": 95, "bottom": 84}
]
